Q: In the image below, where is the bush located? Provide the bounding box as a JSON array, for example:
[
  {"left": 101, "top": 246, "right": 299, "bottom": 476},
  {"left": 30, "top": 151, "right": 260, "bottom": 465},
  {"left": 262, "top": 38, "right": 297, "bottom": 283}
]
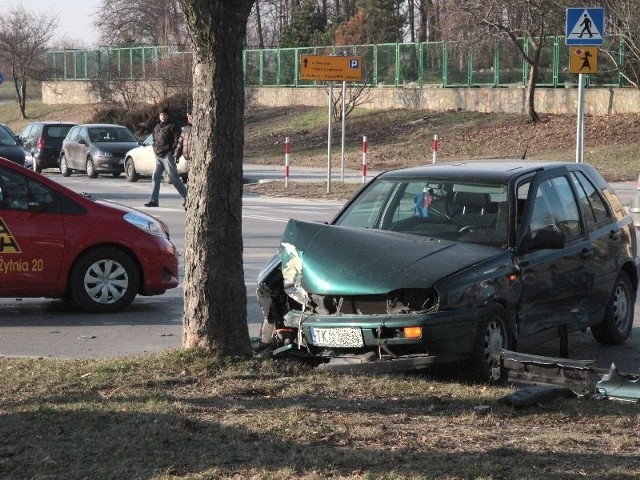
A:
[{"left": 91, "top": 92, "right": 192, "bottom": 137}]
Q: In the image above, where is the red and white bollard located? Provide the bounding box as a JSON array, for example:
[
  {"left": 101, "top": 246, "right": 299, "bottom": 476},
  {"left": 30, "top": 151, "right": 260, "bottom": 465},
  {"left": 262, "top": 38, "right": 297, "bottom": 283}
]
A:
[
  {"left": 432, "top": 134, "right": 438, "bottom": 164},
  {"left": 362, "top": 136, "right": 368, "bottom": 184},
  {"left": 284, "top": 137, "right": 290, "bottom": 188}
]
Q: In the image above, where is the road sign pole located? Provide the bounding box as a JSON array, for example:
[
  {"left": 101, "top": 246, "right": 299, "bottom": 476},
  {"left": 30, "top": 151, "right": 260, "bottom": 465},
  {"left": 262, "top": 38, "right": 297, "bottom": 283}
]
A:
[
  {"left": 284, "top": 137, "right": 290, "bottom": 188},
  {"left": 432, "top": 134, "right": 439, "bottom": 164},
  {"left": 362, "top": 136, "right": 368, "bottom": 184},
  {"left": 327, "top": 82, "right": 333, "bottom": 194},
  {"left": 340, "top": 81, "right": 346, "bottom": 182},
  {"left": 299, "top": 54, "right": 363, "bottom": 192},
  {"left": 566, "top": 8, "right": 603, "bottom": 164},
  {"left": 576, "top": 74, "right": 585, "bottom": 163}
]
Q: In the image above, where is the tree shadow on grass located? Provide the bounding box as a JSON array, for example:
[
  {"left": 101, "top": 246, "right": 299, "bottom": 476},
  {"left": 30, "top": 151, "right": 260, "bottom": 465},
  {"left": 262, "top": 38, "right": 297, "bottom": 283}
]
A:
[{"left": 2, "top": 387, "right": 639, "bottom": 479}]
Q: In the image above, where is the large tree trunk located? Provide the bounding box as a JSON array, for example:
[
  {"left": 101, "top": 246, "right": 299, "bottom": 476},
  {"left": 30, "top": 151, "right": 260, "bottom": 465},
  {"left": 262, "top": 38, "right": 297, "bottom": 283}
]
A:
[{"left": 179, "top": 0, "right": 254, "bottom": 356}]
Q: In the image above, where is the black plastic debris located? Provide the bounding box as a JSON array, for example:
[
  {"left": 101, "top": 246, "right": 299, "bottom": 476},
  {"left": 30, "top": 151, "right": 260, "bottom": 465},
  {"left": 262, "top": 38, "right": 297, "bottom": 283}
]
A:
[{"left": 501, "top": 385, "right": 577, "bottom": 407}]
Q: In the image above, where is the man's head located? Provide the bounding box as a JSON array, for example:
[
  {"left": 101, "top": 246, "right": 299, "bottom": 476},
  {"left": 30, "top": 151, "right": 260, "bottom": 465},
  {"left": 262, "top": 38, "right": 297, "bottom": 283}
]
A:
[
  {"left": 186, "top": 112, "right": 193, "bottom": 124},
  {"left": 159, "top": 107, "right": 169, "bottom": 121}
]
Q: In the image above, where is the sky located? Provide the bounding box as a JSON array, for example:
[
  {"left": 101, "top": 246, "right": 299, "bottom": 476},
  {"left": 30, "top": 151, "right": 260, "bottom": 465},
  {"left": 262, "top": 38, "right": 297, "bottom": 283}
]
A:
[{"left": 9, "top": 0, "right": 101, "bottom": 47}]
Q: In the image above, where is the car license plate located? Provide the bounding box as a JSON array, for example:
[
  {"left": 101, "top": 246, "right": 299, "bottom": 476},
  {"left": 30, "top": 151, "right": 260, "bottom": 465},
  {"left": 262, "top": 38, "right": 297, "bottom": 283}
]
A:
[{"left": 309, "top": 327, "right": 364, "bottom": 348}]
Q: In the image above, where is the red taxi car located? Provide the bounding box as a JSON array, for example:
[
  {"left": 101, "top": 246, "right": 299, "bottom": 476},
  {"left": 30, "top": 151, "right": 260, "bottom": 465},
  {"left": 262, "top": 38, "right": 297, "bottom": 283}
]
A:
[{"left": 0, "top": 157, "right": 179, "bottom": 312}]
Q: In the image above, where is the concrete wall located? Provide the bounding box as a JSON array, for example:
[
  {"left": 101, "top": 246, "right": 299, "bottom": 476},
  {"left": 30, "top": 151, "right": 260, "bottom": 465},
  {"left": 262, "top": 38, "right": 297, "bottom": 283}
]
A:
[
  {"left": 248, "top": 86, "right": 640, "bottom": 115},
  {"left": 43, "top": 80, "right": 640, "bottom": 115},
  {"left": 43, "top": 81, "right": 186, "bottom": 106}
]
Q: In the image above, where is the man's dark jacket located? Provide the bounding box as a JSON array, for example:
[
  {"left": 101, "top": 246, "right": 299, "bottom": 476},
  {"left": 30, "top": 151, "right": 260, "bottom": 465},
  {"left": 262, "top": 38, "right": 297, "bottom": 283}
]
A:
[{"left": 153, "top": 119, "right": 179, "bottom": 156}]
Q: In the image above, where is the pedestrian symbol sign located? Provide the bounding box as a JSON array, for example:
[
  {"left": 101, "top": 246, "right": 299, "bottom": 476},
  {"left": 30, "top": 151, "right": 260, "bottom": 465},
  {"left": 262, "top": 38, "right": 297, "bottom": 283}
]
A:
[
  {"left": 566, "top": 7, "right": 604, "bottom": 45},
  {"left": 569, "top": 46, "right": 598, "bottom": 74}
]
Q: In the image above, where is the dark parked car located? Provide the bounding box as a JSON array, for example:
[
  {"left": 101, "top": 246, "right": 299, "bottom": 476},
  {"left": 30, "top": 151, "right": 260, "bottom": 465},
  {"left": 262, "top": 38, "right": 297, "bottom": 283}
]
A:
[
  {"left": 257, "top": 161, "right": 639, "bottom": 381},
  {"left": 0, "top": 123, "right": 18, "bottom": 139},
  {"left": 19, "top": 121, "right": 75, "bottom": 173},
  {"left": 0, "top": 124, "right": 26, "bottom": 166},
  {"left": 60, "top": 124, "right": 140, "bottom": 178}
]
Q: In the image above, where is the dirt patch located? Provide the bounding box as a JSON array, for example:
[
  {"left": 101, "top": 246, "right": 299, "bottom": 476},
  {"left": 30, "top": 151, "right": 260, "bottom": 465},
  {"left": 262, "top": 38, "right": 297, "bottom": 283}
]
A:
[
  {"left": 244, "top": 180, "right": 363, "bottom": 201},
  {"left": 244, "top": 106, "right": 640, "bottom": 183}
]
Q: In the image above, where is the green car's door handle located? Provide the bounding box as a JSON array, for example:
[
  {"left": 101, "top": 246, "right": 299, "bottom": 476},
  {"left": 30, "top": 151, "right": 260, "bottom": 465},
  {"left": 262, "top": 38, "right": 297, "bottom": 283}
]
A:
[{"left": 580, "top": 248, "right": 594, "bottom": 259}]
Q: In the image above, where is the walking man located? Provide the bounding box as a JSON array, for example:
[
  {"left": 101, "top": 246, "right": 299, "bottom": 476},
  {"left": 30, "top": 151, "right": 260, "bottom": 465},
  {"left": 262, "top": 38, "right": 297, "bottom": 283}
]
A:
[{"left": 145, "top": 107, "right": 188, "bottom": 208}]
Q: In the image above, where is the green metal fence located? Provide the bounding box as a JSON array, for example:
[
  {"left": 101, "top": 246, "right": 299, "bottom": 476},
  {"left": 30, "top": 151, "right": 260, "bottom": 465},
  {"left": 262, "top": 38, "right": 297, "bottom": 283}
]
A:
[{"left": 47, "top": 36, "right": 629, "bottom": 88}]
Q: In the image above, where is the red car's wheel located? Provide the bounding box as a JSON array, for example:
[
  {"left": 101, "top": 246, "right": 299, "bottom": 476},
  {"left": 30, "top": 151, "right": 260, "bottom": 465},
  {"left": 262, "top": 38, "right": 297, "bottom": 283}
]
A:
[{"left": 70, "top": 247, "right": 140, "bottom": 313}]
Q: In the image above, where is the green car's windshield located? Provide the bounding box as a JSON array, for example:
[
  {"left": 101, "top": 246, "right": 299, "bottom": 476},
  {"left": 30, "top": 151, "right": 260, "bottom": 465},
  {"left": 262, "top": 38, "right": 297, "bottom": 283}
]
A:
[{"left": 334, "top": 178, "right": 509, "bottom": 247}]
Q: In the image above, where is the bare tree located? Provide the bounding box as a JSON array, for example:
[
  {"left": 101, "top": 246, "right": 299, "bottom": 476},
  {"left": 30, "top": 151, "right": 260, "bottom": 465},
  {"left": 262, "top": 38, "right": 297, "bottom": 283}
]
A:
[
  {"left": 417, "top": 0, "right": 441, "bottom": 42},
  {"left": 326, "top": 81, "right": 373, "bottom": 122},
  {"left": 459, "top": 0, "right": 567, "bottom": 123},
  {"left": 96, "top": 0, "right": 188, "bottom": 47},
  {"left": 0, "top": 6, "right": 58, "bottom": 119},
  {"left": 248, "top": 0, "right": 285, "bottom": 47},
  {"left": 179, "top": 0, "right": 255, "bottom": 356},
  {"left": 249, "top": 0, "right": 367, "bottom": 48},
  {"left": 253, "top": 0, "right": 266, "bottom": 48},
  {"left": 601, "top": 0, "right": 640, "bottom": 89}
]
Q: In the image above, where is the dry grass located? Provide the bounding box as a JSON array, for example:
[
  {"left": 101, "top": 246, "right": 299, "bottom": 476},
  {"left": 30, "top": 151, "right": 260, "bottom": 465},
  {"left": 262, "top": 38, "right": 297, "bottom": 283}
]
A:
[{"left": 1, "top": 350, "right": 639, "bottom": 480}]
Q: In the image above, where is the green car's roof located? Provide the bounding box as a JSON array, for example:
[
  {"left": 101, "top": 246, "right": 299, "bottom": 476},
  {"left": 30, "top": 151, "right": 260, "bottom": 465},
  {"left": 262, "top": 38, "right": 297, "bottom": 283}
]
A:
[{"left": 380, "top": 160, "right": 580, "bottom": 183}]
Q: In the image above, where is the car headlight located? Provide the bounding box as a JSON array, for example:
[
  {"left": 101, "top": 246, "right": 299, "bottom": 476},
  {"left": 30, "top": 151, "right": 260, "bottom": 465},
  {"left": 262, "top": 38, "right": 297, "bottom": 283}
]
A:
[
  {"left": 95, "top": 149, "right": 113, "bottom": 158},
  {"left": 123, "top": 212, "right": 168, "bottom": 238}
]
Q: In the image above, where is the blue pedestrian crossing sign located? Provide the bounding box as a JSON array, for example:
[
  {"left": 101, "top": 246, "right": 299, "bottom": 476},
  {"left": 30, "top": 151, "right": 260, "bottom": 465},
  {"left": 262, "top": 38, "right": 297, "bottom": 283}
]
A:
[{"left": 566, "top": 7, "right": 604, "bottom": 45}]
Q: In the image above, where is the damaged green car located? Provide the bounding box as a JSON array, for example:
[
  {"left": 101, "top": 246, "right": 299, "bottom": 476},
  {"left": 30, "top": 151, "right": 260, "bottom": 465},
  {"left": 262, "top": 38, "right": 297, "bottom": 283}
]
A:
[{"left": 257, "top": 161, "right": 639, "bottom": 381}]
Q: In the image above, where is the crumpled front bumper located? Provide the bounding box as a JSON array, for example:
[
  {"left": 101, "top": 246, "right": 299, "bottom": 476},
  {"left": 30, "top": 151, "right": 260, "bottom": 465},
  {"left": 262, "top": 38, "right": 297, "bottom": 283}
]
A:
[{"left": 280, "top": 307, "right": 482, "bottom": 363}]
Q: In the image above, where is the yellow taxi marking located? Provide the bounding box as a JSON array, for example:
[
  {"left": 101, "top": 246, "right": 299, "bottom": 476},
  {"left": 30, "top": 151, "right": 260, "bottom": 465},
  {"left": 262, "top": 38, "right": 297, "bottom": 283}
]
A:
[{"left": 0, "top": 218, "right": 21, "bottom": 253}]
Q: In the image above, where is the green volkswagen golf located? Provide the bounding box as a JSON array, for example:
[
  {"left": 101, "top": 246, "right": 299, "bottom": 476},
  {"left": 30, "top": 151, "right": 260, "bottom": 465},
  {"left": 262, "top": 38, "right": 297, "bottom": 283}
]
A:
[{"left": 257, "top": 161, "right": 639, "bottom": 381}]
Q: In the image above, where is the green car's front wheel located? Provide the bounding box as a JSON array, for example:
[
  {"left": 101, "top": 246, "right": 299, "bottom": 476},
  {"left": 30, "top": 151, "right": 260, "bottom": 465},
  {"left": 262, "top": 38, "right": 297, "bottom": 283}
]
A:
[{"left": 466, "top": 303, "right": 510, "bottom": 382}]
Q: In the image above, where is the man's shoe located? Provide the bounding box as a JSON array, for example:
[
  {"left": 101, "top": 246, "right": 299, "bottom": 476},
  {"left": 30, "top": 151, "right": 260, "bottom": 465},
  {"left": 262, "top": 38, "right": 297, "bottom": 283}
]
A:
[{"left": 144, "top": 201, "right": 159, "bottom": 207}]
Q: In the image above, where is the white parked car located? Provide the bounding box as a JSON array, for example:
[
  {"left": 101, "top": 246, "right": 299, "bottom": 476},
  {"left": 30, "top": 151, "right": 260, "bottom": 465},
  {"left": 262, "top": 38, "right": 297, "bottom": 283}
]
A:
[{"left": 123, "top": 134, "right": 189, "bottom": 183}]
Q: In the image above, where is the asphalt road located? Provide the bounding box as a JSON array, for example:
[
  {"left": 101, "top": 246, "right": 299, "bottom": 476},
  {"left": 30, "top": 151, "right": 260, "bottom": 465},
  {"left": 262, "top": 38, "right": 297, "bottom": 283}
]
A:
[
  {"left": 0, "top": 167, "right": 343, "bottom": 358},
  {"left": 1, "top": 165, "right": 639, "bottom": 374}
]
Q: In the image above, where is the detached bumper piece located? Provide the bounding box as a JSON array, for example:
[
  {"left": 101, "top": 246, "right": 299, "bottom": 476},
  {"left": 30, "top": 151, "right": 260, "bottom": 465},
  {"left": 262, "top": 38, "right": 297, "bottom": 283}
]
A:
[
  {"left": 499, "top": 350, "right": 596, "bottom": 393},
  {"left": 595, "top": 363, "right": 640, "bottom": 402},
  {"left": 499, "top": 350, "right": 640, "bottom": 403}
]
